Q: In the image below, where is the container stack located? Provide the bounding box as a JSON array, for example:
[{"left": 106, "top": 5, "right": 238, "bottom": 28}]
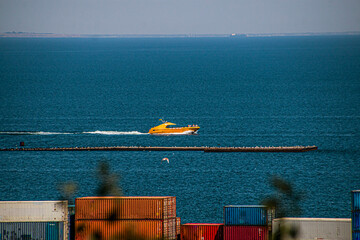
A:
[
  {"left": 223, "top": 205, "right": 268, "bottom": 240},
  {"left": 0, "top": 201, "right": 68, "bottom": 240},
  {"left": 352, "top": 190, "right": 360, "bottom": 240},
  {"left": 181, "top": 223, "right": 223, "bottom": 240},
  {"left": 75, "top": 196, "right": 177, "bottom": 240}
]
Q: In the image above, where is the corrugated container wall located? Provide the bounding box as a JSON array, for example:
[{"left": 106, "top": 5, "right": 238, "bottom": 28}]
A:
[
  {"left": 75, "top": 219, "right": 176, "bottom": 240},
  {"left": 0, "top": 201, "right": 68, "bottom": 222},
  {"left": 0, "top": 222, "right": 65, "bottom": 240},
  {"left": 0, "top": 201, "right": 68, "bottom": 240},
  {"left": 353, "top": 231, "right": 360, "bottom": 240},
  {"left": 353, "top": 190, "right": 360, "bottom": 239},
  {"left": 272, "top": 218, "right": 351, "bottom": 240},
  {"left": 352, "top": 190, "right": 360, "bottom": 211},
  {"left": 353, "top": 190, "right": 360, "bottom": 240},
  {"left": 181, "top": 223, "right": 223, "bottom": 240},
  {"left": 267, "top": 208, "right": 275, "bottom": 229},
  {"left": 176, "top": 217, "right": 181, "bottom": 236},
  {"left": 224, "top": 205, "right": 267, "bottom": 226},
  {"left": 75, "top": 196, "right": 176, "bottom": 220},
  {"left": 223, "top": 226, "right": 268, "bottom": 240},
  {"left": 353, "top": 211, "right": 360, "bottom": 231}
]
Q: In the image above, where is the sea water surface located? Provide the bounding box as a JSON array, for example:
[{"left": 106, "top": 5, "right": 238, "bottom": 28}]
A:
[{"left": 0, "top": 36, "right": 359, "bottom": 223}]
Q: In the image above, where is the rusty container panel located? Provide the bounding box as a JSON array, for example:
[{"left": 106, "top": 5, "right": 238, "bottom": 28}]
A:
[
  {"left": 75, "top": 219, "right": 176, "bottom": 240},
  {"left": 176, "top": 217, "right": 181, "bottom": 236},
  {"left": 167, "top": 217, "right": 177, "bottom": 239},
  {"left": 223, "top": 226, "right": 268, "bottom": 240},
  {"left": 0, "top": 201, "right": 68, "bottom": 222},
  {"left": 75, "top": 196, "right": 176, "bottom": 220},
  {"left": 181, "top": 223, "right": 223, "bottom": 240}
]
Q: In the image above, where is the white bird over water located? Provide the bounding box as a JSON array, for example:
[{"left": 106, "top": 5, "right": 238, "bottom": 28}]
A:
[{"left": 162, "top": 157, "right": 169, "bottom": 163}]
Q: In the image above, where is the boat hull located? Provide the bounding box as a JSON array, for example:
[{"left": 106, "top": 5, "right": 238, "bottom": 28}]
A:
[{"left": 149, "top": 127, "right": 199, "bottom": 135}]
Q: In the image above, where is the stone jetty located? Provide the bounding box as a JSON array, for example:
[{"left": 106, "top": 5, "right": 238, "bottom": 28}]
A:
[{"left": 0, "top": 146, "right": 318, "bottom": 152}]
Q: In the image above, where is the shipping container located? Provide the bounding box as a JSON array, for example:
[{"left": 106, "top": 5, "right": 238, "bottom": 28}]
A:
[
  {"left": 353, "top": 231, "right": 360, "bottom": 240},
  {"left": 181, "top": 223, "right": 223, "bottom": 240},
  {"left": 0, "top": 201, "right": 68, "bottom": 222},
  {"left": 223, "top": 226, "right": 268, "bottom": 240},
  {"left": 75, "top": 218, "right": 176, "bottom": 240},
  {"left": 75, "top": 196, "right": 176, "bottom": 220},
  {"left": 272, "top": 218, "right": 351, "bottom": 240},
  {"left": 68, "top": 205, "right": 76, "bottom": 215},
  {"left": 265, "top": 207, "right": 276, "bottom": 231},
  {"left": 353, "top": 211, "right": 360, "bottom": 231},
  {"left": 352, "top": 190, "right": 360, "bottom": 211},
  {"left": 176, "top": 217, "right": 181, "bottom": 236},
  {"left": 224, "top": 205, "right": 267, "bottom": 226},
  {"left": 0, "top": 222, "right": 65, "bottom": 240}
]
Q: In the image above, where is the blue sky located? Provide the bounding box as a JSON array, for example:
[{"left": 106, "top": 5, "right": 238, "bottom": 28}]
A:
[{"left": 1, "top": 0, "right": 359, "bottom": 34}]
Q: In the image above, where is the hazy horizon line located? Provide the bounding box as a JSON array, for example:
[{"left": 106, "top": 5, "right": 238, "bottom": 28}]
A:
[{"left": 1, "top": 31, "right": 360, "bottom": 38}]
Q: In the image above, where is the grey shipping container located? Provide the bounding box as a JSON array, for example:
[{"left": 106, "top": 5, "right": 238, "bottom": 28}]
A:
[
  {"left": 0, "top": 201, "right": 68, "bottom": 222},
  {"left": 0, "top": 201, "right": 68, "bottom": 240},
  {"left": 272, "top": 218, "right": 351, "bottom": 240},
  {"left": 0, "top": 222, "right": 65, "bottom": 240}
]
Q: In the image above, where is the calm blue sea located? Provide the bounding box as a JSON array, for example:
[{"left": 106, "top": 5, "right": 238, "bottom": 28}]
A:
[{"left": 0, "top": 36, "right": 359, "bottom": 223}]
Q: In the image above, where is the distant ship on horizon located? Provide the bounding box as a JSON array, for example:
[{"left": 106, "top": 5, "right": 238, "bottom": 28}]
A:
[{"left": 230, "top": 33, "right": 247, "bottom": 38}]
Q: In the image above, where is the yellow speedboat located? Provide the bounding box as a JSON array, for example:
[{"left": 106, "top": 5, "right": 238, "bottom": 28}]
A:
[{"left": 149, "top": 120, "right": 200, "bottom": 135}]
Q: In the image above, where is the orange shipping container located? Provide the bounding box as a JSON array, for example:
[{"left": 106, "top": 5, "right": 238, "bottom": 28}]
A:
[
  {"left": 181, "top": 223, "right": 223, "bottom": 240},
  {"left": 75, "top": 218, "right": 176, "bottom": 240},
  {"left": 75, "top": 196, "right": 176, "bottom": 220}
]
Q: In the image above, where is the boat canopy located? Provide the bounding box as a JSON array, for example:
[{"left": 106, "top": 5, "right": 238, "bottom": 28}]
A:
[
  {"left": 152, "top": 122, "right": 177, "bottom": 129},
  {"left": 163, "top": 122, "right": 176, "bottom": 126}
]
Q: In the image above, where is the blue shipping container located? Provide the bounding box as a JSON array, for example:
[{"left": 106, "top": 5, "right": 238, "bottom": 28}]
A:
[
  {"left": 224, "top": 205, "right": 267, "bottom": 226},
  {"left": 47, "top": 222, "right": 60, "bottom": 240},
  {"left": 352, "top": 190, "right": 360, "bottom": 211},
  {"left": 0, "top": 222, "right": 64, "bottom": 240},
  {"left": 353, "top": 211, "right": 360, "bottom": 231},
  {"left": 353, "top": 231, "right": 360, "bottom": 240}
]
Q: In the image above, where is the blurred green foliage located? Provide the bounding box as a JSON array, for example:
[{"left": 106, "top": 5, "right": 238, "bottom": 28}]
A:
[{"left": 262, "top": 176, "right": 304, "bottom": 240}]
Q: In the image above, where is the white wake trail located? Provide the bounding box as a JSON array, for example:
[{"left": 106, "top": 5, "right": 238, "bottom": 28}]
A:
[
  {"left": 0, "top": 131, "right": 73, "bottom": 135},
  {"left": 83, "top": 131, "right": 148, "bottom": 135}
]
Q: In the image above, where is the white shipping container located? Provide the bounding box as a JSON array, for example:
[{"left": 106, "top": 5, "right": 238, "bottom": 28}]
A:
[
  {"left": 0, "top": 201, "right": 68, "bottom": 222},
  {"left": 272, "top": 218, "right": 351, "bottom": 240}
]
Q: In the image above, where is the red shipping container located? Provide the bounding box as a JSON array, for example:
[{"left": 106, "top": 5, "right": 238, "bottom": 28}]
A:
[
  {"left": 75, "top": 218, "right": 176, "bottom": 240},
  {"left": 181, "top": 223, "right": 223, "bottom": 240},
  {"left": 75, "top": 196, "right": 176, "bottom": 220},
  {"left": 223, "top": 226, "right": 268, "bottom": 240}
]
